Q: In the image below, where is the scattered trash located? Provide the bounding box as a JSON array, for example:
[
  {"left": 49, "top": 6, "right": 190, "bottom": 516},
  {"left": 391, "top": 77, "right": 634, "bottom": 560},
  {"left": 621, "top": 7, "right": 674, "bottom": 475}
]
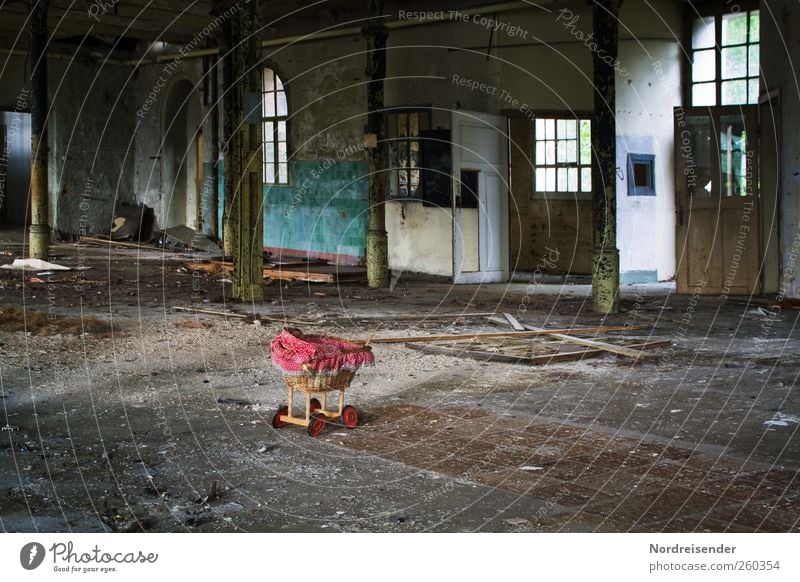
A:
[
  {"left": 763, "top": 413, "right": 800, "bottom": 428},
  {"left": 749, "top": 307, "right": 772, "bottom": 317},
  {"left": 519, "top": 466, "right": 543, "bottom": 472},
  {"left": 1, "top": 258, "right": 73, "bottom": 271}
]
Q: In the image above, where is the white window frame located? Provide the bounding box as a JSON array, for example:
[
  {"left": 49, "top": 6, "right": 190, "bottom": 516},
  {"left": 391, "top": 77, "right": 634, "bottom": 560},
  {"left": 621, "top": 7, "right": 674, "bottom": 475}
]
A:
[{"left": 262, "top": 67, "right": 289, "bottom": 185}]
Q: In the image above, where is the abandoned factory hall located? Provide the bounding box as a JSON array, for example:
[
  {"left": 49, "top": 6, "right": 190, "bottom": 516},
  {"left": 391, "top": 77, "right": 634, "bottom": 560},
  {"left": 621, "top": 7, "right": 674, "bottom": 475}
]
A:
[{"left": 2, "top": 0, "right": 800, "bottom": 553}]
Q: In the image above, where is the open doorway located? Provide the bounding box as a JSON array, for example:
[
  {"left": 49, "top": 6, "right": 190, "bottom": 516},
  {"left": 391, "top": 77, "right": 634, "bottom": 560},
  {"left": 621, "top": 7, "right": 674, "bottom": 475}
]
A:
[
  {"left": 451, "top": 110, "right": 509, "bottom": 284},
  {"left": 162, "top": 79, "right": 201, "bottom": 229},
  {"left": 0, "top": 111, "right": 31, "bottom": 226}
]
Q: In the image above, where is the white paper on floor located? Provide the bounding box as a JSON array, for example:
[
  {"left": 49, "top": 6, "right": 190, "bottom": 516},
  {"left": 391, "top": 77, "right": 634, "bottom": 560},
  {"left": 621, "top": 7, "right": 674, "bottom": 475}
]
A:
[{"left": 763, "top": 413, "right": 800, "bottom": 427}]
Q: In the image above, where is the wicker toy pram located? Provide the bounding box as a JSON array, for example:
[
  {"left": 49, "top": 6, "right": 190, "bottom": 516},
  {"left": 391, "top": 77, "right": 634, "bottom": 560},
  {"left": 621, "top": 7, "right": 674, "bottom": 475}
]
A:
[{"left": 270, "top": 327, "right": 374, "bottom": 436}]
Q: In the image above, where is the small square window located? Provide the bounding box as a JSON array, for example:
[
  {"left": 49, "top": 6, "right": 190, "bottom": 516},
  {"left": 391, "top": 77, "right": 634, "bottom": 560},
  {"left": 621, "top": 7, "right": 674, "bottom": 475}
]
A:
[{"left": 627, "top": 153, "right": 656, "bottom": 196}]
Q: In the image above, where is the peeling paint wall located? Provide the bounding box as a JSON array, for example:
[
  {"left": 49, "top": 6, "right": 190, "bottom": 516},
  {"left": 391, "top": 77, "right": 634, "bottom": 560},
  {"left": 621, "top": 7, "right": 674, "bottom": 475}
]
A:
[
  {"left": 387, "top": 201, "right": 453, "bottom": 276},
  {"left": 48, "top": 60, "right": 136, "bottom": 238},
  {"left": 262, "top": 36, "right": 369, "bottom": 260}
]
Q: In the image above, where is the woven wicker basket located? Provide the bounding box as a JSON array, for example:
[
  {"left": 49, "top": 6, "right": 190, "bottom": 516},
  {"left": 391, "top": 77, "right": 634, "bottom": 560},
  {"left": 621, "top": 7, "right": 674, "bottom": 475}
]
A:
[{"left": 284, "top": 368, "right": 356, "bottom": 393}]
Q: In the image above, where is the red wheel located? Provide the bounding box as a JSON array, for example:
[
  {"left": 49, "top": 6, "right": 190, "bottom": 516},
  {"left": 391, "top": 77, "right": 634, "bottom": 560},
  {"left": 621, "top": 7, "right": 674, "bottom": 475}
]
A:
[
  {"left": 341, "top": 405, "right": 358, "bottom": 429},
  {"left": 307, "top": 413, "right": 326, "bottom": 437},
  {"left": 272, "top": 406, "right": 289, "bottom": 429},
  {"left": 309, "top": 398, "right": 322, "bottom": 412}
]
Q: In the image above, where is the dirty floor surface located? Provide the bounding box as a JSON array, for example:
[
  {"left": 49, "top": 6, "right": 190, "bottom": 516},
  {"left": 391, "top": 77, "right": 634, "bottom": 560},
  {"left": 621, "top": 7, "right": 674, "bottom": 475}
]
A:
[{"left": 1, "top": 232, "right": 798, "bottom": 532}]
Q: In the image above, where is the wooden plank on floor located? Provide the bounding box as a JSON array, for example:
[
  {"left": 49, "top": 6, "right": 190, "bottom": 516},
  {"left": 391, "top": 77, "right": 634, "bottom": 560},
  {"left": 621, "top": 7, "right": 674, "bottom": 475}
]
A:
[
  {"left": 405, "top": 340, "right": 669, "bottom": 366},
  {"left": 503, "top": 312, "right": 526, "bottom": 331},
  {"left": 365, "top": 325, "right": 642, "bottom": 344}
]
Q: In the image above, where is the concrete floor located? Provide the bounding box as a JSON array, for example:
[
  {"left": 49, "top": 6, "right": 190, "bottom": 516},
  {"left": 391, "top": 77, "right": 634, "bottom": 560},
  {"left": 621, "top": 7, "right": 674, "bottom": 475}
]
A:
[{"left": 0, "top": 231, "right": 798, "bottom": 532}]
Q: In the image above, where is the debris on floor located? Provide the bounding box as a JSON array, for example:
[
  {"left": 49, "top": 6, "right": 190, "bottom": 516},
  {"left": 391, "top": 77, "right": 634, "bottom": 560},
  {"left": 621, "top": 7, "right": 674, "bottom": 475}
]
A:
[
  {"left": 185, "top": 255, "right": 367, "bottom": 283},
  {"left": 0, "top": 258, "right": 74, "bottom": 271}
]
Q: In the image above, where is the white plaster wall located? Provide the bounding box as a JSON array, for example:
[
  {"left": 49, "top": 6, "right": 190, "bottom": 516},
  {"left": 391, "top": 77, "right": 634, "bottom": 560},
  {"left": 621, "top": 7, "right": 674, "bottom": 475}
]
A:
[
  {"left": 387, "top": 200, "right": 453, "bottom": 276},
  {"left": 616, "top": 40, "right": 681, "bottom": 281}
]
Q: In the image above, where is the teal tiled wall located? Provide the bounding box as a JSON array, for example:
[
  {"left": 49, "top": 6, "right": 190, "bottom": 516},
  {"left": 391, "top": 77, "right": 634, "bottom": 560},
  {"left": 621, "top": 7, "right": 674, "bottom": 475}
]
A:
[
  {"left": 264, "top": 160, "right": 368, "bottom": 259},
  {"left": 217, "top": 159, "right": 368, "bottom": 259}
]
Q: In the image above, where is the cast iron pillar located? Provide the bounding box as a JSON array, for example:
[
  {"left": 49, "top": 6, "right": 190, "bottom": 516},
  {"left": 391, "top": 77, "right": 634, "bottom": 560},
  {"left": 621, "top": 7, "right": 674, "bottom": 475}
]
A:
[
  {"left": 29, "top": 0, "right": 49, "bottom": 260},
  {"left": 219, "top": 0, "right": 263, "bottom": 301},
  {"left": 363, "top": 1, "right": 389, "bottom": 288},
  {"left": 591, "top": 0, "right": 621, "bottom": 315},
  {"left": 217, "top": 3, "right": 235, "bottom": 258}
]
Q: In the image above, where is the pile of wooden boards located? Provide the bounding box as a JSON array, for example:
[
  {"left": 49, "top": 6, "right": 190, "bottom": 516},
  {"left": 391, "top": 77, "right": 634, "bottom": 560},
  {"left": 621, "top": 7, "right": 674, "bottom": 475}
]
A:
[
  {"left": 363, "top": 313, "right": 670, "bottom": 366},
  {"left": 185, "top": 256, "right": 366, "bottom": 284}
]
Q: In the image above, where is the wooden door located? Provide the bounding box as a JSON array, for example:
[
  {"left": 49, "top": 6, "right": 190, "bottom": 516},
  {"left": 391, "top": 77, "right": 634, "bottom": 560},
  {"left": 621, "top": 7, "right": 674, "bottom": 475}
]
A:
[{"left": 675, "top": 106, "right": 760, "bottom": 295}]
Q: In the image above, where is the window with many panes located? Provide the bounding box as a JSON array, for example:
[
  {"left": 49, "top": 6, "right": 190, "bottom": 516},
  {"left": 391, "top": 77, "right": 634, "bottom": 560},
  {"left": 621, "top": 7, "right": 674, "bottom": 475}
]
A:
[
  {"left": 533, "top": 117, "right": 592, "bottom": 198},
  {"left": 262, "top": 67, "right": 288, "bottom": 184},
  {"left": 691, "top": 9, "right": 759, "bottom": 106},
  {"left": 388, "top": 109, "right": 431, "bottom": 199}
]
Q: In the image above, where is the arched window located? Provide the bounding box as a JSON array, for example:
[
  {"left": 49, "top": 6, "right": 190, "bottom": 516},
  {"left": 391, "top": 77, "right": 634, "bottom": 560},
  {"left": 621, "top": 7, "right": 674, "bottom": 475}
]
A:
[{"left": 262, "top": 67, "right": 288, "bottom": 184}]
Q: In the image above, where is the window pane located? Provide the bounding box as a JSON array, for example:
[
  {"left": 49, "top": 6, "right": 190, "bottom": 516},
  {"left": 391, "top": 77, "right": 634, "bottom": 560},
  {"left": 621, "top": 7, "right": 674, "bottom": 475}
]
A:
[
  {"left": 581, "top": 167, "right": 591, "bottom": 192},
  {"left": 545, "top": 141, "right": 555, "bottom": 164},
  {"left": 264, "top": 142, "right": 274, "bottom": 163},
  {"left": 278, "top": 163, "right": 288, "bottom": 184},
  {"left": 535, "top": 141, "right": 546, "bottom": 165},
  {"left": 556, "top": 140, "right": 566, "bottom": 163},
  {"left": 722, "top": 12, "right": 748, "bottom": 46},
  {"left": 545, "top": 119, "right": 555, "bottom": 139},
  {"left": 275, "top": 75, "right": 284, "bottom": 91},
  {"left": 565, "top": 120, "right": 577, "bottom": 139},
  {"left": 263, "top": 69, "right": 275, "bottom": 92},
  {"left": 410, "top": 113, "right": 419, "bottom": 137},
  {"left": 556, "top": 119, "right": 566, "bottom": 138},
  {"left": 557, "top": 167, "right": 568, "bottom": 192},
  {"left": 535, "top": 118, "right": 545, "bottom": 137},
  {"left": 692, "top": 17, "right": 715, "bottom": 49},
  {"left": 265, "top": 163, "right": 275, "bottom": 184},
  {"left": 633, "top": 162, "right": 651, "bottom": 187},
  {"left": 692, "top": 49, "right": 716, "bottom": 82},
  {"left": 535, "top": 168, "right": 546, "bottom": 192},
  {"left": 264, "top": 121, "right": 273, "bottom": 139},
  {"left": 545, "top": 167, "right": 555, "bottom": 192},
  {"left": 264, "top": 92, "right": 275, "bottom": 117},
  {"left": 748, "top": 45, "right": 759, "bottom": 77},
  {"left": 566, "top": 140, "right": 577, "bottom": 163},
  {"left": 568, "top": 167, "right": 578, "bottom": 192},
  {"left": 720, "top": 115, "right": 748, "bottom": 197},
  {"left": 580, "top": 120, "right": 591, "bottom": 156},
  {"left": 277, "top": 121, "right": 287, "bottom": 141},
  {"left": 276, "top": 92, "right": 287, "bottom": 116},
  {"left": 686, "top": 116, "right": 713, "bottom": 197},
  {"left": 692, "top": 82, "right": 716, "bottom": 106},
  {"left": 278, "top": 142, "right": 287, "bottom": 164},
  {"left": 722, "top": 46, "right": 747, "bottom": 79},
  {"left": 748, "top": 78, "right": 759, "bottom": 104},
  {"left": 749, "top": 10, "right": 760, "bottom": 43},
  {"left": 398, "top": 114, "right": 407, "bottom": 138},
  {"left": 721, "top": 79, "right": 747, "bottom": 105}
]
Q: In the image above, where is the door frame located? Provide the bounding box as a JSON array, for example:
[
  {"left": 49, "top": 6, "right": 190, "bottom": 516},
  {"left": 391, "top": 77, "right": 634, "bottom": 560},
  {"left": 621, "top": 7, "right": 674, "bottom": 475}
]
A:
[
  {"left": 451, "top": 110, "right": 510, "bottom": 284},
  {"left": 674, "top": 105, "right": 761, "bottom": 294}
]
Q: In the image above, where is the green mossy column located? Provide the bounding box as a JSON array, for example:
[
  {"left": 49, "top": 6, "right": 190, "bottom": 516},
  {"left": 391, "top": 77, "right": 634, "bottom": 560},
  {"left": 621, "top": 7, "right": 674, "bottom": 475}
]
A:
[
  {"left": 29, "top": 0, "right": 49, "bottom": 260},
  {"left": 591, "top": 0, "right": 622, "bottom": 315},
  {"left": 218, "top": 0, "right": 263, "bottom": 301},
  {"left": 363, "top": 1, "right": 389, "bottom": 288}
]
